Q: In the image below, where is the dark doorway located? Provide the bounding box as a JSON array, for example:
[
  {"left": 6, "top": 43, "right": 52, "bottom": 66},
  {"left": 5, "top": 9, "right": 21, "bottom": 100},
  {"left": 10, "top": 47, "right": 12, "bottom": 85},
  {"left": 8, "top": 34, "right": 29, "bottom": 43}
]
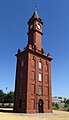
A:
[{"left": 38, "top": 99, "right": 44, "bottom": 113}]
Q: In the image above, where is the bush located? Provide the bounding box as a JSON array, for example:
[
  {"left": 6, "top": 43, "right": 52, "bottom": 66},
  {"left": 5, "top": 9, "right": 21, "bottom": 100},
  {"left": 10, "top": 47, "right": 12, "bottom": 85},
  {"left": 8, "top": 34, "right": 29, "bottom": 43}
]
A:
[
  {"left": 55, "top": 103, "right": 59, "bottom": 109},
  {"left": 67, "top": 107, "right": 69, "bottom": 111}
]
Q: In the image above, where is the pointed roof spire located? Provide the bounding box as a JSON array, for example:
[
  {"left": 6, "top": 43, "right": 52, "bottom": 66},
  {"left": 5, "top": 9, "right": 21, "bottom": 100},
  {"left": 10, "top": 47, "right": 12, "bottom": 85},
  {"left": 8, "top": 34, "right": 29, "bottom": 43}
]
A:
[
  {"left": 32, "top": 6, "right": 39, "bottom": 19},
  {"left": 28, "top": 6, "right": 43, "bottom": 25}
]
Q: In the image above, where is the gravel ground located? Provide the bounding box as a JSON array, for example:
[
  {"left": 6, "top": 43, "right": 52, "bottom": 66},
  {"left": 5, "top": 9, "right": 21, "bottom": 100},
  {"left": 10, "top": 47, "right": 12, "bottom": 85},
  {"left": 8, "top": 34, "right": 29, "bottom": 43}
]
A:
[{"left": 0, "top": 109, "right": 69, "bottom": 120}]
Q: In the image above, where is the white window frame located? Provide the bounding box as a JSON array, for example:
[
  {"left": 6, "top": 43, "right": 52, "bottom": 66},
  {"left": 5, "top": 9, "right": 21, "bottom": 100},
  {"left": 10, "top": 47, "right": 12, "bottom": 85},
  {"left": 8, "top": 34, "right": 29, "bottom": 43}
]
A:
[
  {"left": 39, "top": 62, "right": 42, "bottom": 69},
  {"left": 39, "top": 73, "right": 42, "bottom": 81}
]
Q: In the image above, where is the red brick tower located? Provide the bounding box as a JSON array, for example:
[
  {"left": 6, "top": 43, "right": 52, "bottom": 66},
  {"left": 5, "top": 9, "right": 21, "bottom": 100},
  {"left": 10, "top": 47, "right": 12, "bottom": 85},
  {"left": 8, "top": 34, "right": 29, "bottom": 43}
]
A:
[{"left": 14, "top": 10, "right": 52, "bottom": 113}]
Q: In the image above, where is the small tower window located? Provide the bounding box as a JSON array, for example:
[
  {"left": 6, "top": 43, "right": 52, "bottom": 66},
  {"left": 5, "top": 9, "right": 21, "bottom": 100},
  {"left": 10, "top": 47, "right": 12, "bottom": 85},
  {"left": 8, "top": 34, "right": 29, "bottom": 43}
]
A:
[
  {"left": 46, "top": 61, "right": 48, "bottom": 71},
  {"left": 32, "top": 59, "right": 36, "bottom": 68},
  {"left": 38, "top": 86, "right": 42, "bottom": 95},
  {"left": 19, "top": 85, "right": 23, "bottom": 92},
  {"left": 19, "top": 99, "right": 22, "bottom": 108},
  {"left": 21, "top": 60, "right": 24, "bottom": 67},
  {"left": 39, "top": 62, "right": 42, "bottom": 69},
  {"left": 20, "top": 71, "right": 24, "bottom": 79},
  {"left": 30, "top": 24, "right": 33, "bottom": 29},
  {"left": 39, "top": 73, "right": 42, "bottom": 81}
]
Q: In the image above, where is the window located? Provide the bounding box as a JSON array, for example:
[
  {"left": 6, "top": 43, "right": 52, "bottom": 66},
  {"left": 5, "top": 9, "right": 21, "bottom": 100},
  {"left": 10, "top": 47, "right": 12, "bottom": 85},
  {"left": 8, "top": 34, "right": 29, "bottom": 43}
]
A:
[
  {"left": 39, "top": 62, "right": 42, "bottom": 69},
  {"left": 21, "top": 60, "right": 24, "bottom": 67},
  {"left": 19, "top": 85, "right": 23, "bottom": 92},
  {"left": 45, "top": 75, "right": 48, "bottom": 83},
  {"left": 46, "top": 87, "right": 48, "bottom": 96},
  {"left": 39, "top": 73, "right": 42, "bottom": 81},
  {"left": 31, "top": 84, "right": 35, "bottom": 95},
  {"left": 20, "top": 71, "right": 24, "bottom": 79},
  {"left": 32, "top": 59, "right": 36, "bottom": 68},
  {"left": 46, "top": 61, "right": 48, "bottom": 71},
  {"left": 19, "top": 99, "right": 22, "bottom": 108},
  {"left": 38, "top": 86, "right": 42, "bottom": 95},
  {"left": 32, "top": 71, "right": 35, "bottom": 80},
  {"left": 31, "top": 99, "right": 35, "bottom": 109}
]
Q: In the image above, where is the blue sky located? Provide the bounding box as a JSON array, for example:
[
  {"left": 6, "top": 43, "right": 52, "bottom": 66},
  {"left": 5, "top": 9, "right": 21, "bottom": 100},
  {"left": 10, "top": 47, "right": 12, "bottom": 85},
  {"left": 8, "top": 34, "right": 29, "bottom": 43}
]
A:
[{"left": 0, "top": 0, "right": 69, "bottom": 98}]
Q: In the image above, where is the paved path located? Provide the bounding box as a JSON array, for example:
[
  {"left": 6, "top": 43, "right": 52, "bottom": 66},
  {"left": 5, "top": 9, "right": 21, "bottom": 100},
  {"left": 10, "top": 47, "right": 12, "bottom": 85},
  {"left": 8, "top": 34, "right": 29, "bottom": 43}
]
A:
[{"left": 0, "top": 109, "right": 69, "bottom": 120}]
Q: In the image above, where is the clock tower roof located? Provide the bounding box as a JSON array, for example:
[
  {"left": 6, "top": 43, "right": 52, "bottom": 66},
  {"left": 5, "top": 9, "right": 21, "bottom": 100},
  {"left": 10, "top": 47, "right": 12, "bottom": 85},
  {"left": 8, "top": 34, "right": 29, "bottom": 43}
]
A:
[
  {"left": 28, "top": 10, "right": 43, "bottom": 24},
  {"left": 32, "top": 10, "right": 39, "bottom": 19}
]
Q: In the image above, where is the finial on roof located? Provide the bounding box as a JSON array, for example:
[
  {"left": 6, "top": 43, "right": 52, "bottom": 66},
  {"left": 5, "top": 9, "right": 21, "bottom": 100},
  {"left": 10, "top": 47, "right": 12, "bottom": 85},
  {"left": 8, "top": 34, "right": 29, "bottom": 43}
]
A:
[{"left": 35, "top": 5, "right": 37, "bottom": 11}]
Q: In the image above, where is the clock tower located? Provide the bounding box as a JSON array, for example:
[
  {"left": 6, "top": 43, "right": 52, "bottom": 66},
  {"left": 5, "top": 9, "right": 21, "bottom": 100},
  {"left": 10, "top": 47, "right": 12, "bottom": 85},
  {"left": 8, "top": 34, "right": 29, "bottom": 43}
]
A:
[
  {"left": 14, "top": 10, "right": 52, "bottom": 113},
  {"left": 28, "top": 10, "right": 43, "bottom": 51}
]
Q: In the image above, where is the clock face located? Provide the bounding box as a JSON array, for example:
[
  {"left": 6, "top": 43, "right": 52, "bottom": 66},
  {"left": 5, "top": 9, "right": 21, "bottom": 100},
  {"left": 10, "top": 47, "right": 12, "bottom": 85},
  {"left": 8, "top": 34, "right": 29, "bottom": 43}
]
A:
[
  {"left": 30, "top": 24, "right": 33, "bottom": 29},
  {"left": 37, "top": 24, "right": 41, "bottom": 30}
]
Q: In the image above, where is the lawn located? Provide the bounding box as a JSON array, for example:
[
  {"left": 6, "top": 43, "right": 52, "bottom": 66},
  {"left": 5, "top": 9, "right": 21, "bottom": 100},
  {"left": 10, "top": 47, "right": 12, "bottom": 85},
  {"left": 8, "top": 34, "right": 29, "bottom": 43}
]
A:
[{"left": 0, "top": 109, "right": 69, "bottom": 120}]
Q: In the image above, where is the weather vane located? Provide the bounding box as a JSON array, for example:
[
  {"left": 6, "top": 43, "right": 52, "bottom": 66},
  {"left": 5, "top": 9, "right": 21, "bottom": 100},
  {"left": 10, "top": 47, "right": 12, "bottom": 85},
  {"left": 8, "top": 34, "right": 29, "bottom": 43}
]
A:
[{"left": 35, "top": 5, "right": 37, "bottom": 11}]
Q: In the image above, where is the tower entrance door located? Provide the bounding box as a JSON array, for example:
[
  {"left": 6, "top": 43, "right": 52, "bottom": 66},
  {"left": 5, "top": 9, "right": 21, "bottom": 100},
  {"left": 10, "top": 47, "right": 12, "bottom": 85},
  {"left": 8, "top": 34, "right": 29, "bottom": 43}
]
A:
[{"left": 38, "top": 99, "right": 44, "bottom": 113}]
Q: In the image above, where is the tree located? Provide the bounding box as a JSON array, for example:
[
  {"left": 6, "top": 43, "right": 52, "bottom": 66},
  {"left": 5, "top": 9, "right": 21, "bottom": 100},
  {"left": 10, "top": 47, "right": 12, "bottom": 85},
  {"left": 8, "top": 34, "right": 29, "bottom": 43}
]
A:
[
  {"left": 55, "top": 103, "right": 59, "bottom": 109},
  {"left": 65, "top": 99, "right": 69, "bottom": 106},
  {"left": 64, "top": 99, "right": 69, "bottom": 111},
  {"left": 52, "top": 102, "right": 55, "bottom": 107},
  {"left": 4, "top": 91, "right": 14, "bottom": 103},
  {"left": 65, "top": 99, "right": 69, "bottom": 107},
  {"left": 0, "top": 90, "right": 6, "bottom": 103},
  {"left": 0, "top": 90, "right": 14, "bottom": 103}
]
